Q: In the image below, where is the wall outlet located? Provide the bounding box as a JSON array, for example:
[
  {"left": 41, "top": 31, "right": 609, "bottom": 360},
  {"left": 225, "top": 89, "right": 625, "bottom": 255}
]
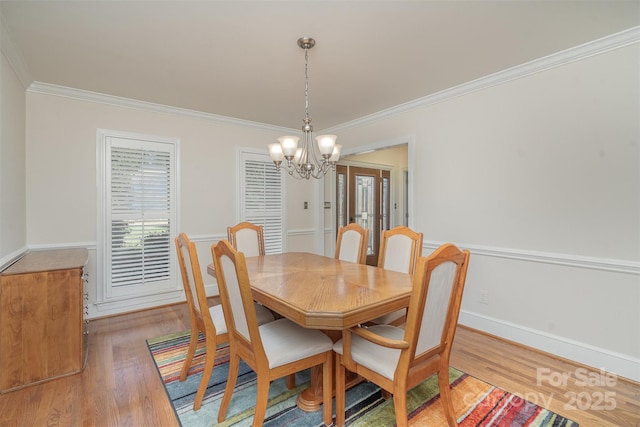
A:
[{"left": 479, "top": 290, "right": 489, "bottom": 305}]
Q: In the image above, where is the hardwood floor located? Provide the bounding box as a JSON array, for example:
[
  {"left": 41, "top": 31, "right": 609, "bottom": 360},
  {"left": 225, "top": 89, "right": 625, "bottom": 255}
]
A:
[
  {"left": 450, "top": 327, "right": 640, "bottom": 427},
  {"left": 0, "top": 303, "right": 638, "bottom": 426},
  {"left": 0, "top": 304, "right": 188, "bottom": 427}
]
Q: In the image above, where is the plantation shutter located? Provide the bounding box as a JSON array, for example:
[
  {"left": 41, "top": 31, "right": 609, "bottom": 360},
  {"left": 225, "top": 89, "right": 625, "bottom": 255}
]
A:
[
  {"left": 104, "top": 136, "right": 177, "bottom": 299},
  {"left": 241, "top": 151, "right": 284, "bottom": 254}
]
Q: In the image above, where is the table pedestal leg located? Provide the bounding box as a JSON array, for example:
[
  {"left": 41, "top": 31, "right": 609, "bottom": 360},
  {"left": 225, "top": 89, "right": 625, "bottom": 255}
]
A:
[
  {"left": 297, "top": 366, "right": 324, "bottom": 411},
  {"left": 296, "top": 365, "right": 363, "bottom": 412}
]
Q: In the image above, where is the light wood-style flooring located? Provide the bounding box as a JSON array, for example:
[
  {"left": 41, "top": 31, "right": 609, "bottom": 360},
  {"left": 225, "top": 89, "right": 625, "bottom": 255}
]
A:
[{"left": 0, "top": 303, "right": 638, "bottom": 426}]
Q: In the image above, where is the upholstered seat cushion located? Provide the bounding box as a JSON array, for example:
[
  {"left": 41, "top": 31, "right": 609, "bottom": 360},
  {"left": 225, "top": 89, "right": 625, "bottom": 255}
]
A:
[
  {"left": 333, "top": 325, "right": 404, "bottom": 380},
  {"left": 210, "top": 302, "right": 274, "bottom": 335},
  {"left": 260, "top": 318, "right": 333, "bottom": 369}
]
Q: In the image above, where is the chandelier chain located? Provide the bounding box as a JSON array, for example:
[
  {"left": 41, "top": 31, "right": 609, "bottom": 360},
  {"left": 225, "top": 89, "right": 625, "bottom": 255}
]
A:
[{"left": 304, "top": 47, "right": 309, "bottom": 120}]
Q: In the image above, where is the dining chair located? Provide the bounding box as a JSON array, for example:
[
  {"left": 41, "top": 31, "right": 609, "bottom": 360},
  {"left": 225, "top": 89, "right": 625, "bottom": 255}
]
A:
[
  {"left": 227, "top": 221, "right": 296, "bottom": 390},
  {"left": 175, "top": 233, "right": 275, "bottom": 410},
  {"left": 212, "top": 239, "right": 334, "bottom": 427},
  {"left": 333, "top": 243, "right": 470, "bottom": 427},
  {"left": 227, "top": 221, "right": 265, "bottom": 257},
  {"left": 335, "top": 222, "right": 369, "bottom": 264},
  {"left": 370, "top": 225, "right": 424, "bottom": 325}
]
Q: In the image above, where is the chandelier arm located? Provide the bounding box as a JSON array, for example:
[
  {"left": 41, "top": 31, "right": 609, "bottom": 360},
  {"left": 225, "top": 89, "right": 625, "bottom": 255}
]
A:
[
  {"left": 282, "top": 161, "right": 305, "bottom": 180},
  {"left": 288, "top": 168, "right": 305, "bottom": 180}
]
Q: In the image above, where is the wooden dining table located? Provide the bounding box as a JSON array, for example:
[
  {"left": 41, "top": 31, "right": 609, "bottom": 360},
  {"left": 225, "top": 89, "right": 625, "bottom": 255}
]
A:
[{"left": 207, "top": 252, "right": 413, "bottom": 411}]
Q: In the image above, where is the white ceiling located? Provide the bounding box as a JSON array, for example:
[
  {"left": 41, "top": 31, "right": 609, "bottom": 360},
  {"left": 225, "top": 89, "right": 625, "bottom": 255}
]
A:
[{"left": 1, "top": 1, "right": 638, "bottom": 130}]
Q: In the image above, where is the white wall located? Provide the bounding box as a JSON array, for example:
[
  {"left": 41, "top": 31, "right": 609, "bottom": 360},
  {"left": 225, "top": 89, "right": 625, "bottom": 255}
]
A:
[
  {"left": 24, "top": 91, "right": 318, "bottom": 316},
  {"left": 329, "top": 43, "right": 639, "bottom": 380},
  {"left": 9, "top": 14, "right": 640, "bottom": 382},
  {"left": 0, "top": 15, "right": 27, "bottom": 266}
]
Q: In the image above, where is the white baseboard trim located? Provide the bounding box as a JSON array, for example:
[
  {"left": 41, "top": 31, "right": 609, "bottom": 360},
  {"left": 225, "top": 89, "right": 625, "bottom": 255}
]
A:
[
  {"left": 91, "top": 290, "right": 185, "bottom": 318},
  {"left": 459, "top": 310, "right": 640, "bottom": 383},
  {"left": 87, "top": 283, "right": 219, "bottom": 319}
]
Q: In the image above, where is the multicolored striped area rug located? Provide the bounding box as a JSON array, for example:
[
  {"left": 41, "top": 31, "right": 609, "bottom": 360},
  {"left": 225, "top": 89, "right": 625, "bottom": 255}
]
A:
[{"left": 147, "top": 330, "right": 579, "bottom": 427}]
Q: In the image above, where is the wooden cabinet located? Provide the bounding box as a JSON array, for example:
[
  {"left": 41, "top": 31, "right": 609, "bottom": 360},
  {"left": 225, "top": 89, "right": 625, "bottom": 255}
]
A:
[{"left": 0, "top": 248, "right": 88, "bottom": 393}]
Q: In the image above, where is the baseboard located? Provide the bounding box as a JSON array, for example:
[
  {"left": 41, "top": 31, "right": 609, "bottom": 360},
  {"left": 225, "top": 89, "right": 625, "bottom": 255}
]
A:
[
  {"left": 91, "top": 290, "right": 185, "bottom": 318},
  {"left": 459, "top": 310, "right": 640, "bottom": 383}
]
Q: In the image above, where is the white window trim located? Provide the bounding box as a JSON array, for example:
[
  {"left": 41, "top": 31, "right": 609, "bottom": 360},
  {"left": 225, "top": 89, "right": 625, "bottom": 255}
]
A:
[{"left": 96, "top": 129, "right": 181, "bottom": 310}]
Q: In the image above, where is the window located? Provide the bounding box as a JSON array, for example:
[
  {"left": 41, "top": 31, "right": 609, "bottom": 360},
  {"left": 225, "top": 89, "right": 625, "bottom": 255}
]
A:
[
  {"left": 97, "top": 130, "right": 179, "bottom": 303},
  {"left": 239, "top": 150, "right": 285, "bottom": 254}
]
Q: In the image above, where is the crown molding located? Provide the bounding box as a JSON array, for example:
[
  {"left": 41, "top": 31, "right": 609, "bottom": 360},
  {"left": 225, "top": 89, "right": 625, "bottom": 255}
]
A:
[
  {"left": 19, "top": 26, "right": 640, "bottom": 135},
  {"left": 26, "top": 81, "right": 295, "bottom": 134},
  {"left": 325, "top": 26, "right": 640, "bottom": 134}
]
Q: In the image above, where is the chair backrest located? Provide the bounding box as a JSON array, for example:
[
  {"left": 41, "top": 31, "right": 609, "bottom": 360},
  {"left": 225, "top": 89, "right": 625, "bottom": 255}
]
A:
[
  {"left": 175, "top": 232, "right": 210, "bottom": 323},
  {"left": 403, "top": 244, "right": 470, "bottom": 365},
  {"left": 212, "top": 239, "right": 266, "bottom": 358},
  {"left": 227, "top": 222, "right": 265, "bottom": 257},
  {"left": 335, "top": 223, "right": 369, "bottom": 264},
  {"left": 377, "top": 226, "right": 423, "bottom": 274}
]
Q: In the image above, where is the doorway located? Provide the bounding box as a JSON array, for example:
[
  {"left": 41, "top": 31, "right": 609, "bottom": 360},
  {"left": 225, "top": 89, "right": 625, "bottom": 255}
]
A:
[{"left": 336, "top": 165, "right": 391, "bottom": 265}]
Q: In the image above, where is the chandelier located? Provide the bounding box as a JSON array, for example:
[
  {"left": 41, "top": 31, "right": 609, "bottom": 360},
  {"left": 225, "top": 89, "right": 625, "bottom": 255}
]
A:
[{"left": 268, "top": 37, "right": 341, "bottom": 180}]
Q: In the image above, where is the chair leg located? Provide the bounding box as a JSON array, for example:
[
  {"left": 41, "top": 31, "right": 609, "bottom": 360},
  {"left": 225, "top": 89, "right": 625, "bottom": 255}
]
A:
[
  {"left": 180, "top": 327, "right": 199, "bottom": 381},
  {"left": 392, "top": 389, "right": 408, "bottom": 427},
  {"left": 218, "top": 354, "right": 240, "bottom": 423},
  {"left": 438, "top": 367, "right": 458, "bottom": 427},
  {"left": 193, "top": 334, "right": 217, "bottom": 410},
  {"left": 335, "top": 354, "right": 346, "bottom": 427},
  {"left": 286, "top": 373, "right": 296, "bottom": 389},
  {"left": 253, "top": 375, "right": 271, "bottom": 427},
  {"left": 322, "top": 352, "right": 333, "bottom": 426}
]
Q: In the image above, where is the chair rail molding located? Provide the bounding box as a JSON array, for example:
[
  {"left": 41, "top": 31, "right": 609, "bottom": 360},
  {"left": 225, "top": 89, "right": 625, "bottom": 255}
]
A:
[
  {"left": 188, "top": 233, "right": 226, "bottom": 244},
  {"left": 423, "top": 240, "right": 639, "bottom": 275},
  {"left": 287, "top": 228, "right": 316, "bottom": 237}
]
